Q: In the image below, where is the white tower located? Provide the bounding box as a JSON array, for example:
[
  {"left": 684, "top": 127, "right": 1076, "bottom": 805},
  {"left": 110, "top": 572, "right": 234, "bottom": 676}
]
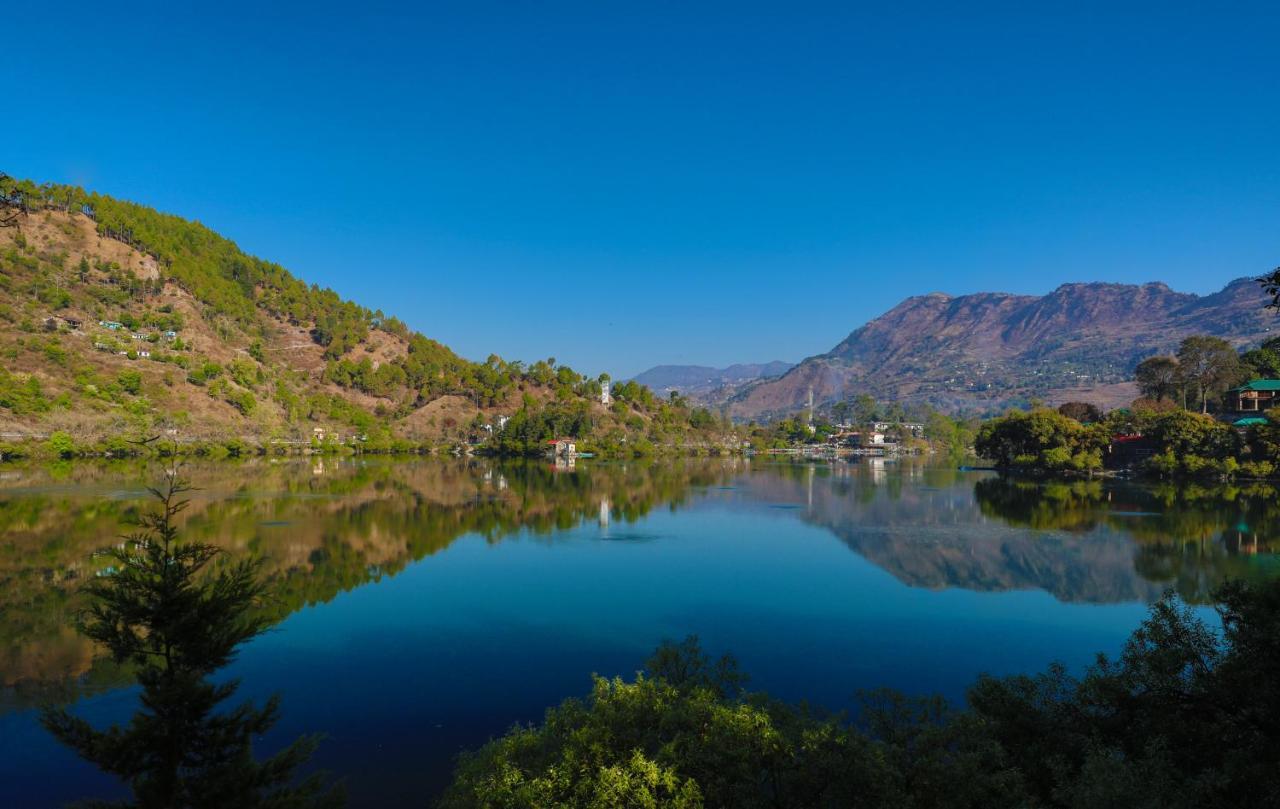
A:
[{"left": 601, "top": 380, "right": 612, "bottom": 405}]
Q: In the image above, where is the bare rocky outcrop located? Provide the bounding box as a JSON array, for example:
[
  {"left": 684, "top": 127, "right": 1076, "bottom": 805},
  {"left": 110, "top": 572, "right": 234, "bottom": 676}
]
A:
[{"left": 730, "top": 278, "right": 1272, "bottom": 418}]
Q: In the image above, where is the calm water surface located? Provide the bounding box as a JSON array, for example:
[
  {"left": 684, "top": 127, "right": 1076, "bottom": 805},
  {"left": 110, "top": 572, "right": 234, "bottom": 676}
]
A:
[{"left": 1, "top": 457, "right": 1276, "bottom": 806}]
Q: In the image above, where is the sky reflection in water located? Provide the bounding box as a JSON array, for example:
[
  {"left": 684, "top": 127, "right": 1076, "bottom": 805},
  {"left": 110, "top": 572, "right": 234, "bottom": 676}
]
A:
[{"left": 1, "top": 457, "right": 1275, "bottom": 806}]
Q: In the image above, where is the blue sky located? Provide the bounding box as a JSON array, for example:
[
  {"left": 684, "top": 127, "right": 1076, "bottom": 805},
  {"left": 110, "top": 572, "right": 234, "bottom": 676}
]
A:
[{"left": 7, "top": 2, "right": 1278, "bottom": 377}]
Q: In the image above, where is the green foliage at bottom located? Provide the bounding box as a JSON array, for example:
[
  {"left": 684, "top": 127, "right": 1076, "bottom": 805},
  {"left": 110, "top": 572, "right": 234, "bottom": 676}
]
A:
[
  {"left": 440, "top": 639, "right": 1020, "bottom": 809},
  {"left": 441, "top": 579, "right": 1280, "bottom": 808}
]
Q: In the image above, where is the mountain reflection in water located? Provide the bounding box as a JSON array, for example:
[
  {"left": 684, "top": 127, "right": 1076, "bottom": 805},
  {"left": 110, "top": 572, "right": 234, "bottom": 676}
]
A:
[
  {"left": 2, "top": 456, "right": 1278, "bottom": 806},
  {"left": 3, "top": 457, "right": 1275, "bottom": 700},
  {"left": 775, "top": 468, "right": 1278, "bottom": 605},
  {"left": 0, "top": 457, "right": 729, "bottom": 697}
]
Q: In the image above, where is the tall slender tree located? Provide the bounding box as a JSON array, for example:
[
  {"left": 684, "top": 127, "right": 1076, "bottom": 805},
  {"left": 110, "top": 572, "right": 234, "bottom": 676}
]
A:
[
  {"left": 41, "top": 466, "right": 344, "bottom": 809},
  {"left": 1175, "top": 336, "right": 1243, "bottom": 413}
]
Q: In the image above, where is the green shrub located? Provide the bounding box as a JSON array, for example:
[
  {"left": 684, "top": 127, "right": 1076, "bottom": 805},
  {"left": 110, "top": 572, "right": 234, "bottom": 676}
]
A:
[
  {"left": 47, "top": 431, "right": 76, "bottom": 459},
  {"left": 975, "top": 408, "right": 1104, "bottom": 473},
  {"left": 117, "top": 370, "right": 143, "bottom": 395}
]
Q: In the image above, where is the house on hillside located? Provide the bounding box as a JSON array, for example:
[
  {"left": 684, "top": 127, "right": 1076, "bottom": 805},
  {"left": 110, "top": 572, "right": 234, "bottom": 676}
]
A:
[
  {"left": 1108, "top": 433, "right": 1156, "bottom": 467},
  {"left": 47, "top": 316, "right": 82, "bottom": 330},
  {"left": 1232, "top": 416, "right": 1269, "bottom": 428},
  {"left": 547, "top": 438, "right": 577, "bottom": 458},
  {"left": 312, "top": 426, "right": 341, "bottom": 443},
  {"left": 872, "top": 421, "right": 925, "bottom": 437},
  {"left": 827, "top": 429, "right": 856, "bottom": 446},
  {"left": 1225, "top": 380, "right": 1280, "bottom": 414},
  {"left": 836, "top": 430, "right": 894, "bottom": 450},
  {"left": 99, "top": 320, "right": 123, "bottom": 330}
]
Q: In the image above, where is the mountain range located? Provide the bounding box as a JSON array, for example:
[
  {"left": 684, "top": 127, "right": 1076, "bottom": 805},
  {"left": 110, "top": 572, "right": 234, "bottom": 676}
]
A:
[
  {"left": 5, "top": 177, "right": 1273, "bottom": 433},
  {"left": 720, "top": 279, "right": 1274, "bottom": 418},
  {"left": 630, "top": 361, "right": 793, "bottom": 398}
]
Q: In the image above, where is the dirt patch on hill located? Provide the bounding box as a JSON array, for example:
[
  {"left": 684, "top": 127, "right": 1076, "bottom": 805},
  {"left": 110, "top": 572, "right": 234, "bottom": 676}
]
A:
[
  {"left": 1044, "top": 382, "right": 1140, "bottom": 411},
  {"left": 399, "top": 395, "right": 481, "bottom": 439}
]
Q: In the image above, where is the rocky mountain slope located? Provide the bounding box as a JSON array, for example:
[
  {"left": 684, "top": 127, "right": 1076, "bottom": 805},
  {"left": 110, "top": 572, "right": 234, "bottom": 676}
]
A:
[
  {"left": 632, "top": 361, "right": 792, "bottom": 399},
  {"left": 729, "top": 279, "right": 1275, "bottom": 419},
  {"left": 0, "top": 177, "right": 716, "bottom": 449}
]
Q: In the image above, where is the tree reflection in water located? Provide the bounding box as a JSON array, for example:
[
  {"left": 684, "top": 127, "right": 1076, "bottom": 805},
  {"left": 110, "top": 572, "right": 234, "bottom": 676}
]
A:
[
  {"left": 40, "top": 468, "right": 344, "bottom": 808},
  {"left": 4, "top": 458, "right": 1279, "bottom": 706},
  {"left": 2, "top": 458, "right": 739, "bottom": 702},
  {"left": 974, "top": 475, "right": 1280, "bottom": 602}
]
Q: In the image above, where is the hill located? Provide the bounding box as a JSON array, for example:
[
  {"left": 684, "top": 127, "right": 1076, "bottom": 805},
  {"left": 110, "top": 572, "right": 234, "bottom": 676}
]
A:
[
  {"left": 729, "top": 279, "right": 1275, "bottom": 419},
  {"left": 0, "top": 174, "right": 730, "bottom": 454},
  {"left": 631, "top": 361, "right": 792, "bottom": 399}
]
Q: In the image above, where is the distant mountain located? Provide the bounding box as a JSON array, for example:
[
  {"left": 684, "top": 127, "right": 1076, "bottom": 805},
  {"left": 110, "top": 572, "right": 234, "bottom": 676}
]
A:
[
  {"left": 632, "top": 361, "right": 793, "bottom": 400},
  {"left": 729, "top": 279, "right": 1276, "bottom": 419}
]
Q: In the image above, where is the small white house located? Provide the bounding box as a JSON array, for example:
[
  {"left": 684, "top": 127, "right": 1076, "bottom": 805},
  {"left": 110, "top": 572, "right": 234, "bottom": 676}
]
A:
[
  {"left": 871, "top": 421, "right": 925, "bottom": 437},
  {"left": 547, "top": 438, "right": 577, "bottom": 458},
  {"left": 312, "top": 426, "right": 341, "bottom": 444}
]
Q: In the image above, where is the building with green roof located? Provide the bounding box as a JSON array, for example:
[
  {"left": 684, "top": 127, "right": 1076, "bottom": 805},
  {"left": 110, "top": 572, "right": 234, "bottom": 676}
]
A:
[
  {"left": 1232, "top": 416, "right": 1269, "bottom": 427},
  {"left": 1226, "top": 379, "right": 1280, "bottom": 413}
]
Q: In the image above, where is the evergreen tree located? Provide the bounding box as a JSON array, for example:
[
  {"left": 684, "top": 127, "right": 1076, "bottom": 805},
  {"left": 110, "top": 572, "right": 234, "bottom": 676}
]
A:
[
  {"left": 41, "top": 467, "right": 344, "bottom": 809},
  {"left": 1260, "top": 266, "right": 1280, "bottom": 310},
  {"left": 0, "top": 171, "right": 31, "bottom": 228}
]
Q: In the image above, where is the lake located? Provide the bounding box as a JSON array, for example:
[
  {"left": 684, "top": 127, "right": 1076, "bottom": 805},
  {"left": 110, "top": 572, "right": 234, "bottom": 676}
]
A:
[{"left": 1, "top": 456, "right": 1276, "bottom": 806}]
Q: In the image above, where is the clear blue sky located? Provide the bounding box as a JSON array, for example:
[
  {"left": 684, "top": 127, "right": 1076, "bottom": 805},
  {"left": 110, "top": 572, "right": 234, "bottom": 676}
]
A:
[{"left": 7, "top": 2, "right": 1278, "bottom": 378}]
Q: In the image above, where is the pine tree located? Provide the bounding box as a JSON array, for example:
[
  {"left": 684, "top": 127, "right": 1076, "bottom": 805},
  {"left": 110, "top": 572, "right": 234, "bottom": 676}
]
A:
[{"left": 41, "top": 467, "right": 344, "bottom": 809}]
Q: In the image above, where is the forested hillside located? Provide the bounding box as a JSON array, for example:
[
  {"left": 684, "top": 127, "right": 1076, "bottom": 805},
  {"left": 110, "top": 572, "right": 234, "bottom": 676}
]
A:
[{"left": 0, "top": 174, "right": 731, "bottom": 455}]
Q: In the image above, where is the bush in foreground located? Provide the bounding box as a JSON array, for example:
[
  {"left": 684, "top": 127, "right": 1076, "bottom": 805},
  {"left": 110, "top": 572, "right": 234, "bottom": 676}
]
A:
[{"left": 441, "top": 580, "right": 1280, "bottom": 808}]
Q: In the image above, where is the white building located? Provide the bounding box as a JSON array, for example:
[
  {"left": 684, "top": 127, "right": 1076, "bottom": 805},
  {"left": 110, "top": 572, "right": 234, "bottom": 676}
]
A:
[
  {"left": 547, "top": 438, "right": 577, "bottom": 458},
  {"left": 872, "top": 421, "right": 925, "bottom": 437}
]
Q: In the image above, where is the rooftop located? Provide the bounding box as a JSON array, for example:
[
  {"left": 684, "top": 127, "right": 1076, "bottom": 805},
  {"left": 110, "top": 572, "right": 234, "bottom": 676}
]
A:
[{"left": 1232, "top": 379, "right": 1280, "bottom": 392}]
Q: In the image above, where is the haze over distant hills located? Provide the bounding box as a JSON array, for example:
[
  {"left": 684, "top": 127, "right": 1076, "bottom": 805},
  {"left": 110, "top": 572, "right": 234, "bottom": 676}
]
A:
[
  {"left": 631, "top": 361, "right": 793, "bottom": 398},
  {"left": 723, "top": 278, "right": 1275, "bottom": 419}
]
